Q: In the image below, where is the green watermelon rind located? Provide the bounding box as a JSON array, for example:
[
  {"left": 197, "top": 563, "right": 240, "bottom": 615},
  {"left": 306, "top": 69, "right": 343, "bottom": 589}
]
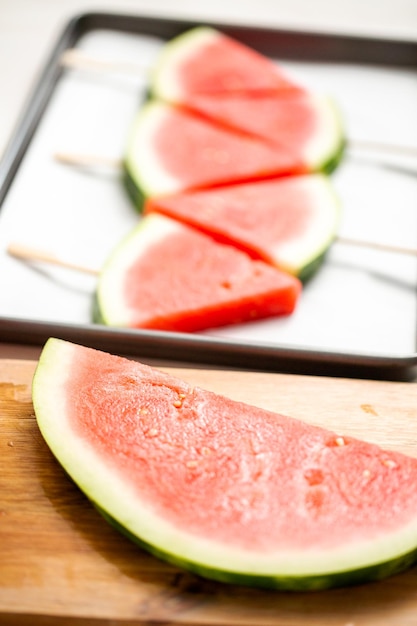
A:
[
  {"left": 123, "top": 101, "right": 182, "bottom": 201},
  {"left": 91, "top": 292, "right": 104, "bottom": 325},
  {"left": 297, "top": 249, "right": 329, "bottom": 284},
  {"left": 95, "top": 504, "right": 417, "bottom": 591},
  {"left": 322, "top": 134, "right": 346, "bottom": 175},
  {"left": 301, "top": 95, "right": 346, "bottom": 175},
  {"left": 122, "top": 161, "right": 146, "bottom": 212},
  {"left": 284, "top": 174, "right": 341, "bottom": 283},
  {"left": 33, "top": 338, "right": 417, "bottom": 592}
]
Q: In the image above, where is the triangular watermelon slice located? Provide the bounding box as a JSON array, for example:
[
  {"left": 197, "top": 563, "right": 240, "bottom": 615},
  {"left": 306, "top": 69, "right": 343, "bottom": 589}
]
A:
[
  {"left": 144, "top": 174, "right": 340, "bottom": 281},
  {"left": 33, "top": 337, "right": 417, "bottom": 590},
  {"left": 151, "top": 26, "right": 300, "bottom": 100},
  {"left": 180, "top": 90, "right": 345, "bottom": 174},
  {"left": 95, "top": 213, "right": 301, "bottom": 331},
  {"left": 124, "top": 100, "right": 305, "bottom": 207}
]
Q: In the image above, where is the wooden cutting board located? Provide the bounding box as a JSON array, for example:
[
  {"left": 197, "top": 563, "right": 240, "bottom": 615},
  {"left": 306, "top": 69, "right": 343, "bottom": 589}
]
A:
[{"left": 2, "top": 358, "right": 417, "bottom": 626}]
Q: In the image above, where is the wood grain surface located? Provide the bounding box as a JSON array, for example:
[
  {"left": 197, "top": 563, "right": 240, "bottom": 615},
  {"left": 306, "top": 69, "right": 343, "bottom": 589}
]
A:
[{"left": 2, "top": 358, "right": 417, "bottom": 625}]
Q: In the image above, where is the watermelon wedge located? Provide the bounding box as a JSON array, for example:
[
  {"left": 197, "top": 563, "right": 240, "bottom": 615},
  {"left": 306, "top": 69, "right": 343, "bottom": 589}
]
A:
[
  {"left": 151, "top": 26, "right": 300, "bottom": 100},
  {"left": 145, "top": 174, "right": 340, "bottom": 281},
  {"left": 33, "top": 338, "right": 417, "bottom": 591},
  {"left": 181, "top": 91, "right": 345, "bottom": 174},
  {"left": 124, "top": 100, "right": 305, "bottom": 207},
  {"left": 95, "top": 213, "right": 301, "bottom": 331}
]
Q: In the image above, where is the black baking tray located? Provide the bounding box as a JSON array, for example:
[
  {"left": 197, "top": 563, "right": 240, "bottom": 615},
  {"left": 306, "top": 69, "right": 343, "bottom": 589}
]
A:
[{"left": 0, "top": 11, "right": 416, "bottom": 380}]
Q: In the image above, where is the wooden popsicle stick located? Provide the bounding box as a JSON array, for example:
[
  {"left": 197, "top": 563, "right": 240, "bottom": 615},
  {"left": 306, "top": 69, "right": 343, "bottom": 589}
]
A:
[
  {"left": 60, "top": 48, "right": 150, "bottom": 75},
  {"left": 7, "top": 243, "right": 100, "bottom": 276},
  {"left": 347, "top": 140, "right": 417, "bottom": 159},
  {"left": 53, "top": 151, "right": 123, "bottom": 169},
  {"left": 336, "top": 236, "right": 417, "bottom": 257}
]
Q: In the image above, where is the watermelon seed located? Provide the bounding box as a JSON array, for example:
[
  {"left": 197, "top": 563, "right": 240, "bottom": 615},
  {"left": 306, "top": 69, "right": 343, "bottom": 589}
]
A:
[
  {"left": 304, "top": 467, "right": 324, "bottom": 486},
  {"left": 305, "top": 487, "right": 325, "bottom": 510},
  {"left": 173, "top": 393, "right": 187, "bottom": 409},
  {"left": 382, "top": 459, "right": 397, "bottom": 469},
  {"left": 147, "top": 428, "right": 159, "bottom": 438},
  {"left": 201, "top": 446, "right": 211, "bottom": 457},
  {"left": 363, "top": 469, "right": 371, "bottom": 479},
  {"left": 325, "top": 436, "right": 349, "bottom": 448},
  {"left": 186, "top": 460, "right": 198, "bottom": 469}
]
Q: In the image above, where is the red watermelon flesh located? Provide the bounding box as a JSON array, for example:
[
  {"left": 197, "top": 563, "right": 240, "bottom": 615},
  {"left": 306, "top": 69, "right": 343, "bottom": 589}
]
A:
[
  {"left": 180, "top": 90, "right": 345, "bottom": 173},
  {"left": 151, "top": 26, "right": 301, "bottom": 101},
  {"left": 33, "top": 338, "right": 417, "bottom": 589},
  {"left": 125, "top": 101, "right": 306, "bottom": 199},
  {"left": 184, "top": 90, "right": 322, "bottom": 148},
  {"left": 96, "top": 213, "right": 301, "bottom": 332},
  {"left": 144, "top": 174, "right": 340, "bottom": 279},
  {"left": 65, "top": 362, "right": 417, "bottom": 552}
]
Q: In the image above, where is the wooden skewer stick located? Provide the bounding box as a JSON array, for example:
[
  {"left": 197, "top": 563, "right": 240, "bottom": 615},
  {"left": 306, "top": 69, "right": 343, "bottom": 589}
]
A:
[
  {"left": 347, "top": 140, "right": 417, "bottom": 159},
  {"left": 53, "top": 151, "right": 123, "bottom": 169},
  {"left": 7, "top": 243, "right": 99, "bottom": 276},
  {"left": 60, "top": 48, "right": 150, "bottom": 76},
  {"left": 336, "top": 236, "right": 417, "bottom": 257}
]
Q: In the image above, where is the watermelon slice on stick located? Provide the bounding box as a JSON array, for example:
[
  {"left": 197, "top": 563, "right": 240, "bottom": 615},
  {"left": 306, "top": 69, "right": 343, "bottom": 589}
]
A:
[
  {"left": 151, "top": 26, "right": 301, "bottom": 99},
  {"left": 95, "top": 212, "right": 301, "bottom": 331},
  {"left": 32, "top": 338, "right": 417, "bottom": 591},
  {"left": 145, "top": 174, "right": 340, "bottom": 281},
  {"left": 124, "top": 100, "right": 305, "bottom": 207}
]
